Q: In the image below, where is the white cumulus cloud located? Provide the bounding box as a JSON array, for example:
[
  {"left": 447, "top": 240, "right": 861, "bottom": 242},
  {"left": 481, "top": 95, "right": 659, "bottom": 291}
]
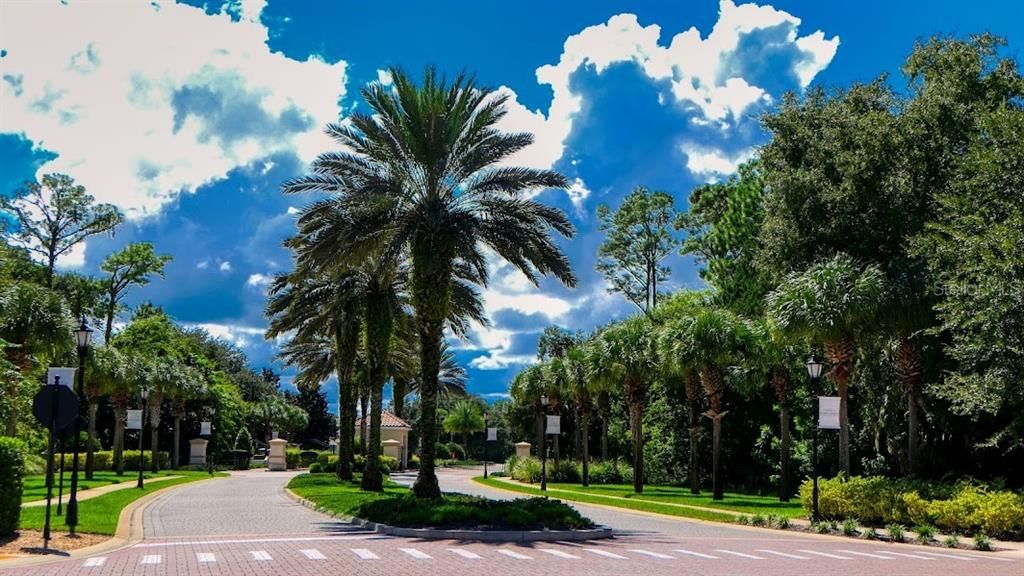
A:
[
  {"left": 681, "top": 143, "right": 757, "bottom": 180},
  {"left": 0, "top": 1, "right": 347, "bottom": 219}
]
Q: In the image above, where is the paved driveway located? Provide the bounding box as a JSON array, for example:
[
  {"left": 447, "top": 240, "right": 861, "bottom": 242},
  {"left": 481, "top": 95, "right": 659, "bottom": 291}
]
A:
[{"left": 4, "top": 467, "right": 1018, "bottom": 576}]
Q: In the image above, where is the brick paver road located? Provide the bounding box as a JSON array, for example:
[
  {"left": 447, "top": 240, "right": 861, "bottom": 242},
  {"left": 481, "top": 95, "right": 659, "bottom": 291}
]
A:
[{"left": 5, "top": 467, "right": 1018, "bottom": 576}]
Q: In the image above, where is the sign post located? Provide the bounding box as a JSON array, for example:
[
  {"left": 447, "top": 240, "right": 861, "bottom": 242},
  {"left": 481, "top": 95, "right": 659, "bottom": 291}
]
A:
[{"left": 31, "top": 382, "right": 79, "bottom": 550}]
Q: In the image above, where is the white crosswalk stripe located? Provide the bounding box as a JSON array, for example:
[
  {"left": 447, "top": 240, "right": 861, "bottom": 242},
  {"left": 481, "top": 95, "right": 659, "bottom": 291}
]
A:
[
  {"left": 798, "top": 550, "right": 851, "bottom": 560},
  {"left": 539, "top": 549, "right": 580, "bottom": 559},
  {"left": 585, "top": 549, "right": 628, "bottom": 559},
  {"left": 875, "top": 550, "right": 934, "bottom": 560},
  {"left": 400, "top": 547, "right": 432, "bottom": 559},
  {"left": 756, "top": 549, "right": 811, "bottom": 560},
  {"left": 497, "top": 549, "right": 533, "bottom": 560},
  {"left": 914, "top": 551, "right": 975, "bottom": 562},
  {"left": 837, "top": 549, "right": 893, "bottom": 559},
  {"left": 673, "top": 549, "right": 719, "bottom": 559},
  {"left": 715, "top": 549, "right": 766, "bottom": 560},
  {"left": 449, "top": 548, "right": 483, "bottom": 559},
  {"left": 82, "top": 557, "right": 106, "bottom": 567},
  {"left": 351, "top": 548, "right": 379, "bottom": 560},
  {"left": 250, "top": 550, "right": 272, "bottom": 561},
  {"left": 300, "top": 549, "right": 327, "bottom": 560},
  {"left": 140, "top": 555, "right": 161, "bottom": 565},
  {"left": 629, "top": 549, "right": 675, "bottom": 559},
  {"left": 196, "top": 553, "right": 216, "bottom": 563},
  {"left": 958, "top": 552, "right": 1016, "bottom": 562}
]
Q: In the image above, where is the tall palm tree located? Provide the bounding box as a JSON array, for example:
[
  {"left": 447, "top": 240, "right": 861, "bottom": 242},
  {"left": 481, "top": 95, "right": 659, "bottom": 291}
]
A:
[
  {"left": 442, "top": 399, "right": 485, "bottom": 452},
  {"left": 661, "top": 306, "right": 753, "bottom": 500},
  {"left": 560, "top": 344, "right": 595, "bottom": 485},
  {"left": 510, "top": 364, "right": 546, "bottom": 456},
  {"left": 84, "top": 345, "right": 128, "bottom": 478},
  {"left": 283, "top": 67, "right": 576, "bottom": 497},
  {"left": 588, "top": 316, "right": 659, "bottom": 494},
  {"left": 767, "top": 254, "right": 885, "bottom": 474},
  {"left": 750, "top": 320, "right": 800, "bottom": 501},
  {"left": 0, "top": 282, "right": 73, "bottom": 435}
]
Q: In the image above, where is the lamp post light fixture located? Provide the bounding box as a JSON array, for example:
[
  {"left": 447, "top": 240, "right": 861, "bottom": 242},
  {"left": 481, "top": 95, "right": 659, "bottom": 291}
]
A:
[
  {"left": 540, "top": 395, "right": 549, "bottom": 492},
  {"left": 806, "top": 353, "right": 824, "bottom": 523},
  {"left": 137, "top": 386, "right": 150, "bottom": 489},
  {"left": 66, "top": 318, "right": 93, "bottom": 534}
]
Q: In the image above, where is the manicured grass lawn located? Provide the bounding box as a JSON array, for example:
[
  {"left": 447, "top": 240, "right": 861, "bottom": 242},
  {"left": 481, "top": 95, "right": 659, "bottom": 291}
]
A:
[
  {"left": 22, "top": 471, "right": 180, "bottom": 502},
  {"left": 18, "top": 471, "right": 222, "bottom": 535},
  {"left": 475, "top": 477, "right": 801, "bottom": 522},
  {"left": 287, "top": 473, "right": 408, "bottom": 517},
  {"left": 290, "top": 473, "right": 594, "bottom": 530}
]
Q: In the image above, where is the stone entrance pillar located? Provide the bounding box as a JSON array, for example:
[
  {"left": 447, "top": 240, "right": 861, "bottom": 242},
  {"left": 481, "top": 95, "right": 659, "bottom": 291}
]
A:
[
  {"left": 515, "top": 442, "right": 531, "bottom": 459},
  {"left": 267, "top": 438, "right": 288, "bottom": 471},
  {"left": 189, "top": 438, "right": 208, "bottom": 465},
  {"left": 382, "top": 439, "right": 401, "bottom": 468}
]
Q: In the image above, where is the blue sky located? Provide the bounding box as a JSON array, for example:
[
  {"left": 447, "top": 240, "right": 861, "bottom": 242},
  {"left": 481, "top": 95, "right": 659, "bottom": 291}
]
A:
[{"left": 1, "top": 0, "right": 1021, "bottom": 410}]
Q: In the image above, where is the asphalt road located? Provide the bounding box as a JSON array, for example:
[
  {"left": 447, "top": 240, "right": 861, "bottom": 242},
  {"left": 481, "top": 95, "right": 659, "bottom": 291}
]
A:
[{"left": 5, "top": 467, "right": 1018, "bottom": 576}]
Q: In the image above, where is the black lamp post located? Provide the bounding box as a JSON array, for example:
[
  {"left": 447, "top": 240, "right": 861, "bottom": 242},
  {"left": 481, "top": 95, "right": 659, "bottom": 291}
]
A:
[
  {"left": 483, "top": 412, "right": 489, "bottom": 480},
  {"left": 806, "top": 354, "right": 824, "bottom": 523},
  {"left": 66, "top": 318, "right": 93, "bottom": 534},
  {"left": 540, "top": 395, "right": 548, "bottom": 492},
  {"left": 137, "top": 386, "right": 149, "bottom": 489}
]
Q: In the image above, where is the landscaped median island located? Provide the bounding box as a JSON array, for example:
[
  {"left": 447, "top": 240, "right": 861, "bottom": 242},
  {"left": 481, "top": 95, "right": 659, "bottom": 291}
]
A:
[{"left": 288, "top": 473, "right": 600, "bottom": 538}]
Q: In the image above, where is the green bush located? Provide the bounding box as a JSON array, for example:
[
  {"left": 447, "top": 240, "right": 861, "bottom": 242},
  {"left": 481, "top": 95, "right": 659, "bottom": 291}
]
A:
[
  {"left": 444, "top": 442, "right": 466, "bottom": 461},
  {"left": 915, "top": 525, "right": 937, "bottom": 544},
  {"left": 0, "top": 437, "right": 26, "bottom": 536},
  {"left": 800, "top": 476, "right": 1024, "bottom": 539},
  {"left": 177, "top": 464, "right": 209, "bottom": 472},
  {"left": 56, "top": 451, "right": 113, "bottom": 471},
  {"left": 118, "top": 450, "right": 169, "bottom": 471},
  {"left": 286, "top": 448, "right": 301, "bottom": 470},
  {"left": 357, "top": 494, "right": 594, "bottom": 530},
  {"left": 751, "top": 514, "right": 766, "bottom": 527},
  {"left": 298, "top": 451, "right": 319, "bottom": 468},
  {"left": 510, "top": 456, "right": 543, "bottom": 483},
  {"left": 841, "top": 518, "right": 858, "bottom": 536},
  {"left": 887, "top": 523, "right": 905, "bottom": 542},
  {"left": 588, "top": 460, "right": 634, "bottom": 485},
  {"left": 309, "top": 462, "right": 324, "bottom": 473},
  {"left": 23, "top": 453, "right": 46, "bottom": 475},
  {"left": 943, "top": 535, "right": 959, "bottom": 548},
  {"left": 974, "top": 533, "right": 991, "bottom": 551},
  {"left": 550, "top": 460, "right": 580, "bottom": 483}
]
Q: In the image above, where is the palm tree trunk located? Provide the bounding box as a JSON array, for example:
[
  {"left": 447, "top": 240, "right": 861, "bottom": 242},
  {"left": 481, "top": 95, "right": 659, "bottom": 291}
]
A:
[
  {"left": 358, "top": 392, "right": 368, "bottom": 454},
  {"left": 581, "top": 405, "right": 590, "bottom": 486},
  {"left": 535, "top": 409, "right": 544, "bottom": 457},
  {"left": 629, "top": 399, "right": 644, "bottom": 494},
  {"left": 148, "top": 391, "right": 162, "bottom": 473},
  {"left": 685, "top": 372, "right": 700, "bottom": 494},
  {"left": 896, "top": 336, "right": 923, "bottom": 475},
  {"left": 113, "top": 393, "right": 127, "bottom": 475},
  {"left": 334, "top": 320, "right": 358, "bottom": 481},
  {"left": 462, "top": 432, "right": 469, "bottom": 455},
  {"left": 361, "top": 382, "right": 384, "bottom": 491},
  {"left": 392, "top": 378, "right": 407, "bottom": 419},
  {"left": 772, "top": 367, "right": 791, "bottom": 501},
  {"left": 711, "top": 414, "right": 724, "bottom": 500},
  {"left": 362, "top": 292, "right": 392, "bottom": 492},
  {"left": 85, "top": 401, "right": 98, "bottom": 479},
  {"left": 172, "top": 413, "right": 181, "bottom": 470},
  {"left": 825, "top": 337, "right": 855, "bottom": 475},
  {"left": 599, "top": 391, "right": 609, "bottom": 461}
]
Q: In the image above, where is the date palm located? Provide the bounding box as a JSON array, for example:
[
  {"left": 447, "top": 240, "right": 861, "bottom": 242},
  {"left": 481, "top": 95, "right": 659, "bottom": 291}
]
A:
[
  {"left": 84, "top": 345, "right": 129, "bottom": 478},
  {"left": 442, "top": 399, "right": 485, "bottom": 452},
  {"left": 767, "top": 254, "right": 885, "bottom": 474},
  {"left": 559, "top": 343, "right": 596, "bottom": 485},
  {"left": 283, "top": 67, "right": 576, "bottom": 497},
  {"left": 588, "top": 316, "right": 659, "bottom": 494},
  {"left": 510, "top": 364, "right": 547, "bottom": 457},
  {"left": 660, "top": 306, "right": 754, "bottom": 500}
]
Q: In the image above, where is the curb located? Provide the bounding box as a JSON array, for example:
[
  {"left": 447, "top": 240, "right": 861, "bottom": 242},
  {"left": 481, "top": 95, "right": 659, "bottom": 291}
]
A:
[
  {"left": 284, "top": 487, "right": 613, "bottom": 542},
  {"left": 1, "top": 475, "right": 225, "bottom": 568}
]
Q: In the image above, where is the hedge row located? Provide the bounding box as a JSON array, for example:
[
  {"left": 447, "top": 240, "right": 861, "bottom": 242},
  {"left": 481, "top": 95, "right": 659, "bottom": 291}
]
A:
[
  {"left": 0, "top": 437, "right": 26, "bottom": 536},
  {"left": 51, "top": 450, "right": 170, "bottom": 471},
  {"left": 313, "top": 452, "right": 398, "bottom": 473},
  {"left": 505, "top": 456, "right": 634, "bottom": 485},
  {"left": 800, "top": 476, "right": 1024, "bottom": 539}
]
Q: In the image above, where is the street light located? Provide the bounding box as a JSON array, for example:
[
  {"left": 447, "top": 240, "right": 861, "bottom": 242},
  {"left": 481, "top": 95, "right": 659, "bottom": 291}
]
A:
[
  {"left": 540, "top": 395, "right": 548, "bottom": 492},
  {"left": 806, "top": 354, "right": 824, "bottom": 523},
  {"left": 66, "top": 318, "right": 93, "bottom": 534},
  {"left": 137, "top": 386, "right": 150, "bottom": 489},
  {"left": 483, "top": 412, "right": 489, "bottom": 480}
]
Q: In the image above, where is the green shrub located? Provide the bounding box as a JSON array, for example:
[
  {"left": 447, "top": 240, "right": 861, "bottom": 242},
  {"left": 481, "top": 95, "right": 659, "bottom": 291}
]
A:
[
  {"left": 915, "top": 524, "right": 936, "bottom": 544},
  {"left": 298, "top": 451, "right": 319, "bottom": 468},
  {"left": 286, "top": 448, "right": 301, "bottom": 470},
  {"left": 118, "top": 450, "right": 169, "bottom": 471},
  {"left": 800, "top": 476, "right": 1024, "bottom": 539},
  {"left": 23, "top": 453, "right": 46, "bottom": 475},
  {"left": 973, "top": 533, "right": 991, "bottom": 551},
  {"left": 0, "top": 437, "right": 26, "bottom": 536},
  {"left": 842, "top": 518, "right": 858, "bottom": 536},
  {"left": 887, "top": 523, "right": 905, "bottom": 542},
  {"left": 774, "top": 515, "right": 790, "bottom": 529},
  {"left": 861, "top": 527, "right": 878, "bottom": 540},
  {"left": 751, "top": 514, "right": 766, "bottom": 527},
  {"left": 510, "top": 456, "right": 543, "bottom": 483},
  {"left": 444, "top": 442, "right": 466, "bottom": 461},
  {"left": 309, "top": 462, "right": 324, "bottom": 473},
  {"left": 550, "top": 460, "right": 580, "bottom": 483},
  {"left": 588, "top": 460, "right": 634, "bottom": 484},
  {"left": 357, "top": 494, "right": 594, "bottom": 530},
  {"left": 177, "top": 464, "right": 209, "bottom": 472},
  {"left": 736, "top": 515, "right": 750, "bottom": 525},
  {"left": 943, "top": 535, "right": 959, "bottom": 548},
  {"left": 408, "top": 455, "right": 419, "bottom": 469},
  {"left": 813, "top": 522, "right": 830, "bottom": 534}
]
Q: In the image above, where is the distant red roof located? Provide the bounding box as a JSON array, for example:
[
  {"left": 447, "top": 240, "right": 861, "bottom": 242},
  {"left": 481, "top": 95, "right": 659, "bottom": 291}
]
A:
[{"left": 354, "top": 411, "right": 412, "bottom": 429}]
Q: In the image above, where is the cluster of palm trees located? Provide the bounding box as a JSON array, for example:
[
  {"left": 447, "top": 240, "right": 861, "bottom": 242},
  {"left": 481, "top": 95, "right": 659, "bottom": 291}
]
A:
[
  {"left": 513, "top": 254, "right": 893, "bottom": 501},
  {"left": 266, "top": 67, "right": 577, "bottom": 497}
]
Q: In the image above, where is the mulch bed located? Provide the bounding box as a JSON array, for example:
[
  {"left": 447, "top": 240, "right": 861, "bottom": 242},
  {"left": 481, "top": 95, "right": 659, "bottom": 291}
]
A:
[{"left": 0, "top": 530, "right": 106, "bottom": 557}]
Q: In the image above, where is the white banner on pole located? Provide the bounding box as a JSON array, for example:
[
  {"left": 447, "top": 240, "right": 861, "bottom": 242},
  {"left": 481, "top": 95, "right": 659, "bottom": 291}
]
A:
[
  {"left": 271, "top": 430, "right": 279, "bottom": 439},
  {"left": 126, "top": 409, "right": 142, "bottom": 430},
  {"left": 487, "top": 427, "right": 497, "bottom": 441},
  {"left": 200, "top": 421, "right": 212, "bottom": 436},
  {"left": 818, "top": 396, "right": 841, "bottom": 430},
  {"left": 546, "top": 415, "right": 561, "bottom": 435},
  {"left": 47, "top": 367, "right": 77, "bottom": 388}
]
